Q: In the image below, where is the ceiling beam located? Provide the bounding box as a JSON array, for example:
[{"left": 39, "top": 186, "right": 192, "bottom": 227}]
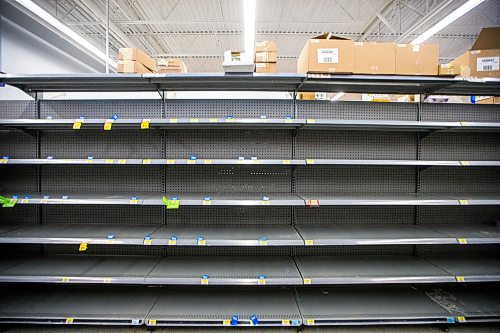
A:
[{"left": 358, "top": 0, "right": 396, "bottom": 40}]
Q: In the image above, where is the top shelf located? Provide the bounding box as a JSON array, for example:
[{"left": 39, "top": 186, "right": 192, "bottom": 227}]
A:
[{"left": 2, "top": 73, "right": 499, "bottom": 95}]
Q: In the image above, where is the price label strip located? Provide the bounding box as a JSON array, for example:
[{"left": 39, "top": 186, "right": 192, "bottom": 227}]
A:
[
  {"left": 73, "top": 117, "right": 84, "bottom": 130},
  {"left": 168, "top": 236, "right": 177, "bottom": 245},
  {"left": 200, "top": 274, "right": 209, "bottom": 285},
  {"left": 148, "top": 319, "right": 157, "bottom": 326},
  {"left": 143, "top": 236, "right": 153, "bottom": 245},
  {"left": 308, "top": 199, "right": 320, "bottom": 208},
  {"left": 1, "top": 156, "right": 9, "bottom": 164},
  {"left": 258, "top": 275, "right": 266, "bottom": 285},
  {"left": 79, "top": 242, "right": 88, "bottom": 251},
  {"left": 65, "top": 317, "right": 74, "bottom": 324},
  {"left": 457, "top": 238, "right": 468, "bottom": 244},
  {"left": 140, "top": 119, "right": 150, "bottom": 129},
  {"left": 303, "top": 278, "right": 312, "bottom": 285},
  {"left": 456, "top": 276, "right": 465, "bottom": 282},
  {"left": 457, "top": 316, "right": 466, "bottom": 323},
  {"left": 197, "top": 237, "right": 206, "bottom": 246},
  {"left": 306, "top": 159, "right": 316, "bottom": 164}
]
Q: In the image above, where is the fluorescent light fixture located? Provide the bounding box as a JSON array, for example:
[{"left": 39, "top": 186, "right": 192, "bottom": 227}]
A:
[
  {"left": 243, "top": 0, "right": 257, "bottom": 57},
  {"left": 411, "top": 0, "right": 485, "bottom": 44},
  {"left": 331, "top": 92, "right": 345, "bottom": 101},
  {"left": 13, "top": 0, "right": 117, "bottom": 69}
]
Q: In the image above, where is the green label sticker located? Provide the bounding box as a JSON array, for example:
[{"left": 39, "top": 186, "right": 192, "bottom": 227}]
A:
[
  {"left": 162, "top": 196, "right": 180, "bottom": 209},
  {"left": 0, "top": 196, "right": 16, "bottom": 207}
]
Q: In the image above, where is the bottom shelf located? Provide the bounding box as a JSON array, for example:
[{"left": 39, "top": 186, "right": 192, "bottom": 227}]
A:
[{"left": 0, "top": 285, "right": 499, "bottom": 326}]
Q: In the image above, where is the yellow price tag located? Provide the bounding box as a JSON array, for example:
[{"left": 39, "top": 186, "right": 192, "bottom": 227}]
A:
[
  {"left": 187, "top": 160, "right": 196, "bottom": 164},
  {"left": 204, "top": 159, "right": 213, "bottom": 164},
  {"left": 65, "top": 317, "right": 74, "bottom": 324},
  {"left": 282, "top": 160, "right": 291, "bottom": 164},
  {"left": 79, "top": 243, "right": 88, "bottom": 251},
  {"left": 197, "top": 239, "right": 206, "bottom": 246},
  {"left": 457, "top": 238, "right": 467, "bottom": 244},
  {"left": 166, "top": 159, "right": 176, "bottom": 164},
  {"left": 169, "top": 118, "right": 178, "bottom": 123},
  {"left": 129, "top": 199, "right": 139, "bottom": 205},
  {"left": 303, "top": 278, "right": 312, "bottom": 284},
  {"left": 306, "top": 319, "right": 315, "bottom": 325},
  {"left": 305, "top": 240, "right": 314, "bottom": 246},
  {"left": 223, "top": 319, "right": 231, "bottom": 326},
  {"left": 103, "top": 278, "right": 112, "bottom": 283},
  {"left": 0, "top": 159, "right": 7, "bottom": 164},
  {"left": 459, "top": 199, "right": 469, "bottom": 205},
  {"left": 143, "top": 159, "right": 152, "bottom": 164},
  {"left": 460, "top": 121, "right": 468, "bottom": 126},
  {"left": 103, "top": 121, "right": 113, "bottom": 130},
  {"left": 72, "top": 121, "right": 82, "bottom": 130},
  {"left": 62, "top": 277, "right": 71, "bottom": 283},
  {"left": 190, "top": 118, "right": 199, "bottom": 123},
  {"left": 225, "top": 118, "right": 234, "bottom": 122},
  {"left": 144, "top": 239, "right": 152, "bottom": 245},
  {"left": 258, "top": 278, "right": 266, "bottom": 285},
  {"left": 259, "top": 239, "right": 268, "bottom": 246},
  {"left": 457, "top": 316, "right": 466, "bottom": 323},
  {"left": 262, "top": 200, "right": 270, "bottom": 205},
  {"left": 118, "top": 159, "right": 127, "bottom": 164},
  {"left": 21, "top": 198, "right": 29, "bottom": 204},
  {"left": 282, "top": 320, "right": 290, "bottom": 326},
  {"left": 168, "top": 239, "right": 177, "bottom": 245},
  {"left": 106, "top": 239, "right": 114, "bottom": 244},
  {"left": 203, "top": 200, "right": 212, "bottom": 205},
  {"left": 307, "top": 119, "right": 316, "bottom": 124},
  {"left": 306, "top": 159, "right": 316, "bottom": 164},
  {"left": 140, "top": 119, "right": 150, "bottom": 129},
  {"left": 285, "top": 118, "right": 293, "bottom": 123},
  {"left": 40, "top": 198, "right": 49, "bottom": 203},
  {"left": 148, "top": 319, "right": 157, "bottom": 326},
  {"left": 209, "top": 118, "right": 218, "bottom": 123},
  {"left": 456, "top": 276, "right": 465, "bottom": 282},
  {"left": 460, "top": 161, "right": 470, "bottom": 166},
  {"left": 105, "top": 159, "right": 114, "bottom": 164},
  {"left": 200, "top": 278, "right": 209, "bottom": 285}
]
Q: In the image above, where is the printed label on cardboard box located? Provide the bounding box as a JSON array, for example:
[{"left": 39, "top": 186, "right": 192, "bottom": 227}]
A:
[
  {"left": 477, "top": 56, "right": 499, "bottom": 71},
  {"left": 317, "top": 48, "right": 338, "bottom": 63}
]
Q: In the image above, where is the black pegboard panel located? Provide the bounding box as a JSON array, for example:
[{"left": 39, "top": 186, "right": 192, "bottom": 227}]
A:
[
  {"left": 164, "top": 166, "right": 291, "bottom": 193},
  {"left": 0, "top": 100, "right": 37, "bottom": 118},
  {"left": 166, "top": 246, "right": 293, "bottom": 257},
  {"left": 421, "top": 133, "right": 500, "bottom": 161},
  {"left": 421, "top": 103, "right": 500, "bottom": 122},
  {"left": 296, "top": 131, "right": 417, "bottom": 160},
  {"left": 418, "top": 206, "right": 500, "bottom": 225},
  {"left": 0, "top": 131, "right": 37, "bottom": 159},
  {"left": 294, "top": 166, "right": 415, "bottom": 194},
  {"left": 0, "top": 244, "right": 41, "bottom": 257},
  {"left": 165, "top": 207, "right": 291, "bottom": 225},
  {"left": 0, "top": 206, "right": 38, "bottom": 224},
  {"left": 419, "top": 167, "right": 500, "bottom": 194},
  {"left": 0, "top": 165, "right": 38, "bottom": 193},
  {"left": 295, "top": 206, "right": 415, "bottom": 225},
  {"left": 41, "top": 165, "right": 164, "bottom": 193},
  {"left": 164, "top": 99, "right": 293, "bottom": 118},
  {"left": 40, "top": 100, "right": 163, "bottom": 119},
  {"left": 42, "top": 244, "right": 166, "bottom": 256},
  {"left": 295, "top": 245, "right": 414, "bottom": 256},
  {"left": 42, "top": 205, "right": 163, "bottom": 225},
  {"left": 164, "top": 129, "right": 292, "bottom": 159},
  {"left": 40, "top": 130, "right": 164, "bottom": 159},
  {"left": 296, "top": 101, "right": 418, "bottom": 120}
]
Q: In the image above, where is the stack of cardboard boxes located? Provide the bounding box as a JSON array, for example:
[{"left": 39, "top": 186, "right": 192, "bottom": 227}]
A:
[
  {"left": 157, "top": 58, "right": 187, "bottom": 73},
  {"left": 297, "top": 33, "right": 439, "bottom": 75},
  {"left": 255, "top": 41, "right": 277, "bottom": 73},
  {"left": 117, "top": 48, "right": 157, "bottom": 74}
]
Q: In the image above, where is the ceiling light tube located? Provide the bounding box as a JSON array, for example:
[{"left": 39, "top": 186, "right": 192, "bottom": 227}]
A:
[
  {"left": 411, "top": 0, "right": 485, "bottom": 44},
  {"left": 243, "top": 0, "right": 257, "bottom": 58},
  {"left": 13, "top": 0, "right": 117, "bottom": 69}
]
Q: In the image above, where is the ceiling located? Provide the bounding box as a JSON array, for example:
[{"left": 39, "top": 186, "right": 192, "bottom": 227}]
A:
[{"left": 29, "top": 0, "right": 500, "bottom": 72}]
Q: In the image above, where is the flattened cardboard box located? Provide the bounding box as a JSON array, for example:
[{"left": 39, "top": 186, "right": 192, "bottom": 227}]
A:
[
  {"left": 297, "top": 33, "right": 354, "bottom": 74},
  {"left": 117, "top": 60, "right": 152, "bottom": 74},
  {"left": 353, "top": 42, "right": 395, "bottom": 74},
  {"left": 255, "top": 51, "right": 277, "bottom": 63},
  {"left": 395, "top": 43, "right": 439, "bottom": 75},
  {"left": 157, "top": 58, "right": 187, "bottom": 73},
  {"left": 255, "top": 62, "right": 277, "bottom": 73},
  {"left": 118, "top": 47, "right": 157, "bottom": 72},
  {"left": 255, "top": 40, "right": 277, "bottom": 52}
]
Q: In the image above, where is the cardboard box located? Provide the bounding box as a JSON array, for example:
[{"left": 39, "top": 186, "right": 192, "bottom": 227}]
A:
[
  {"left": 117, "top": 60, "right": 152, "bottom": 74},
  {"left": 298, "top": 92, "right": 316, "bottom": 100},
  {"left": 255, "top": 51, "right": 277, "bottom": 63},
  {"left": 255, "top": 40, "right": 277, "bottom": 52},
  {"left": 157, "top": 58, "right": 187, "bottom": 73},
  {"left": 297, "top": 33, "right": 354, "bottom": 74},
  {"left": 255, "top": 62, "right": 277, "bottom": 73},
  {"left": 477, "top": 97, "right": 500, "bottom": 104},
  {"left": 447, "top": 51, "right": 471, "bottom": 76},
  {"left": 438, "top": 64, "right": 462, "bottom": 76},
  {"left": 395, "top": 43, "right": 439, "bottom": 75},
  {"left": 118, "top": 48, "right": 157, "bottom": 72},
  {"left": 223, "top": 50, "right": 254, "bottom": 72},
  {"left": 353, "top": 42, "right": 395, "bottom": 74}
]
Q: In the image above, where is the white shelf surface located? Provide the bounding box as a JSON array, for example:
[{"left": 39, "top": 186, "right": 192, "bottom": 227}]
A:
[
  {"left": 425, "top": 223, "right": 500, "bottom": 244},
  {"left": 424, "top": 256, "right": 500, "bottom": 282}
]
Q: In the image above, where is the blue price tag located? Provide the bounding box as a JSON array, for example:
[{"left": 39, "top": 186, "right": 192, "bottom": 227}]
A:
[
  {"left": 225, "top": 115, "right": 233, "bottom": 119},
  {"left": 144, "top": 235, "right": 152, "bottom": 240},
  {"left": 189, "top": 155, "right": 198, "bottom": 160},
  {"left": 2, "top": 156, "right": 9, "bottom": 160},
  {"left": 87, "top": 155, "right": 94, "bottom": 160},
  {"left": 230, "top": 315, "right": 238, "bottom": 326},
  {"left": 292, "top": 319, "right": 300, "bottom": 326},
  {"left": 250, "top": 315, "right": 259, "bottom": 326},
  {"left": 24, "top": 195, "right": 30, "bottom": 199},
  {"left": 43, "top": 195, "right": 50, "bottom": 199},
  {"left": 447, "top": 317, "right": 455, "bottom": 323},
  {"left": 110, "top": 115, "right": 118, "bottom": 120},
  {"left": 12, "top": 195, "right": 19, "bottom": 199},
  {"left": 171, "top": 235, "right": 177, "bottom": 241},
  {"left": 260, "top": 115, "right": 267, "bottom": 119},
  {"left": 172, "top": 196, "right": 178, "bottom": 200},
  {"left": 107, "top": 234, "right": 114, "bottom": 239},
  {"left": 46, "top": 156, "right": 54, "bottom": 160},
  {"left": 285, "top": 115, "right": 292, "bottom": 119},
  {"left": 0, "top": 83, "right": 5, "bottom": 87},
  {"left": 62, "top": 195, "right": 69, "bottom": 200}
]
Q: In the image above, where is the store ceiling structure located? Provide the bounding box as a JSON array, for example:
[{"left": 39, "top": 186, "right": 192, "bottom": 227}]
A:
[{"left": 14, "top": 0, "right": 500, "bottom": 72}]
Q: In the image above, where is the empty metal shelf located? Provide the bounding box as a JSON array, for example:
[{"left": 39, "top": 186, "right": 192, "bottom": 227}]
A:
[
  {"left": 152, "top": 224, "right": 303, "bottom": 246},
  {"left": 296, "top": 286, "right": 452, "bottom": 325},
  {"left": 144, "top": 193, "right": 305, "bottom": 206},
  {"left": 295, "top": 224, "right": 456, "bottom": 245},
  {"left": 0, "top": 285, "right": 158, "bottom": 325},
  {"left": 1, "top": 193, "right": 146, "bottom": 205},
  {"left": 295, "top": 256, "right": 455, "bottom": 285},
  {"left": 424, "top": 256, "right": 500, "bottom": 282},
  {"left": 0, "top": 158, "right": 305, "bottom": 165},
  {"left": 146, "top": 287, "right": 302, "bottom": 326},
  {"left": 0, "top": 255, "right": 158, "bottom": 284},
  {"left": 146, "top": 257, "right": 302, "bottom": 285},
  {"left": 426, "top": 223, "right": 500, "bottom": 244}
]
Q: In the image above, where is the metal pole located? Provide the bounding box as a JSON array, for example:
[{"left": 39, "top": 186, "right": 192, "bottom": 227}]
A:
[{"left": 105, "top": 0, "right": 110, "bottom": 73}]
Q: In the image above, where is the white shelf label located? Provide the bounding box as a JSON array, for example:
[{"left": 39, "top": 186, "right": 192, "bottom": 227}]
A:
[{"left": 317, "top": 48, "right": 338, "bottom": 64}]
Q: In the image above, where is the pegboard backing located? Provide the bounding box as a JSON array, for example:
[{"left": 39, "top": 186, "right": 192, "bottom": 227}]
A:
[
  {"left": 421, "top": 103, "right": 500, "bottom": 122},
  {"left": 0, "top": 101, "right": 37, "bottom": 118},
  {"left": 0, "top": 206, "right": 38, "bottom": 224},
  {"left": 419, "top": 167, "right": 500, "bottom": 193},
  {"left": 42, "top": 205, "right": 163, "bottom": 225},
  {"left": 164, "top": 99, "right": 293, "bottom": 118},
  {"left": 421, "top": 133, "right": 500, "bottom": 161},
  {"left": 40, "top": 130, "right": 164, "bottom": 159},
  {"left": 41, "top": 165, "right": 164, "bottom": 193},
  {"left": 295, "top": 206, "right": 415, "bottom": 225},
  {"left": 415, "top": 244, "right": 500, "bottom": 256},
  {"left": 166, "top": 246, "right": 293, "bottom": 257},
  {"left": 296, "top": 101, "right": 418, "bottom": 120},
  {"left": 0, "top": 244, "right": 41, "bottom": 256},
  {"left": 295, "top": 166, "right": 415, "bottom": 194},
  {"left": 418, "top": 206, "right": 500, "bottom": 225},
  {"left": 40, "top": 100, "right": 163, "bottom": 119},
  {"left": 0, "top": 131, "right": 37, "bottom": 159},
  {"left": 296, "top": 131, "right": 416, "bottom": 159},
  {"left": 42, "top": 244, "right": 166, "bottom": 256},
  {"left": 165, "top": 206, "right": 291, "bottom": 225},
  {"left": 295, "top": 245, "right": 414, "bottom": 256},
  {"left": 164, "top": 166, "right": 291, "bottom": 193},
  {"left": 0, "top": 165, "right": 38, "bottom": 192},
  {"left": 164, "top": 129, "right": 292, "bottom": 159}
]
